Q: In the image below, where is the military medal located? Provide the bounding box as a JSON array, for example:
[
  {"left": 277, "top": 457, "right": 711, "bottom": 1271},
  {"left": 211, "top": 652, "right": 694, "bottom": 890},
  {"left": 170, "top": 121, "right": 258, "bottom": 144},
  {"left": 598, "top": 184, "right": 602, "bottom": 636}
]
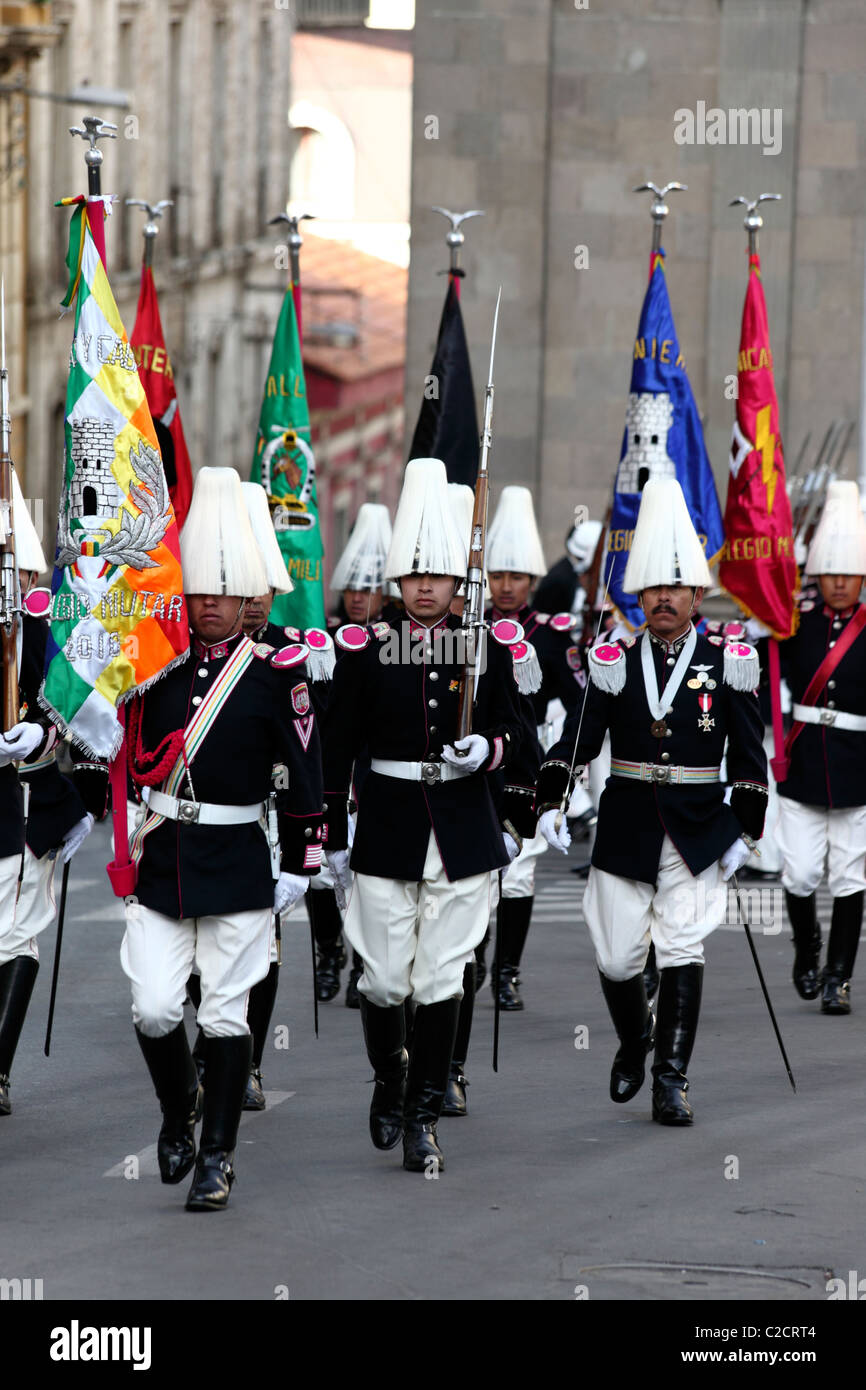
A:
[
  {"left": 642, "top": 626, "right": 697, "bottom": 741},
  {"left": 686, "top": 678, "right": 702, "bottom": 690},
  {"left": 698, "top": 692, "right": 715, "bottom": 731}
]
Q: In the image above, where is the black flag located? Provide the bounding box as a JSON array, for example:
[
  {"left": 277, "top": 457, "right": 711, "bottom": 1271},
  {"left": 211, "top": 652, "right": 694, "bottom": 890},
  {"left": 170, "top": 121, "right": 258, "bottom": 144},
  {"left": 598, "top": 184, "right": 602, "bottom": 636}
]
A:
[{"left": 409, "top": 277, "right": 478, "bottom": 486}]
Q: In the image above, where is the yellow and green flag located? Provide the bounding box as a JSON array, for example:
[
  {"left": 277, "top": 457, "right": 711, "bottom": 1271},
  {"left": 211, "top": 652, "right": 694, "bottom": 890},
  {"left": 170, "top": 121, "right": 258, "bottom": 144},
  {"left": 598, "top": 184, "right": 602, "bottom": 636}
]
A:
[
  {"left": 40, "top": 198, "right": 189, "bottom": 758},
  {"left": 250, "top": 287, "right": 325, "bottom": 628}
]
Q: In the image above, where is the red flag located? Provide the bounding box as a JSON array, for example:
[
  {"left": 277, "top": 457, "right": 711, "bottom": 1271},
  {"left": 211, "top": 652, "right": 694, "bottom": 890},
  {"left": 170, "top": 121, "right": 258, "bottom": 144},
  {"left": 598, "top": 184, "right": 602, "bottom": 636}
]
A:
[
  {"left": 719, "top": 253, "right": 798, "bottom": 640},
  {"left": 129, "top": 266, "right": 193, "bottom": 528}
]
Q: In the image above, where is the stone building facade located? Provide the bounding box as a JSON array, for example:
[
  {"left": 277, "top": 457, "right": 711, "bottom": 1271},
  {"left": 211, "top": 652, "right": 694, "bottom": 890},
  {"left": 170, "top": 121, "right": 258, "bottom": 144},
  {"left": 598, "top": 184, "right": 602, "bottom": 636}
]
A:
[{"left": 406, "top": 0, "right": 866, "bottom": 561}]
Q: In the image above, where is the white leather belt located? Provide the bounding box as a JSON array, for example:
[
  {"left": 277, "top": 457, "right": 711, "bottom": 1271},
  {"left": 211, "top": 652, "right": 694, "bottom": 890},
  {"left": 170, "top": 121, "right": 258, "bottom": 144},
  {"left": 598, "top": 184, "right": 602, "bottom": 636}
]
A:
[
  {"left": 610, "top": 758, "right": 721, "bottom": 786},
  {"left": 792, "top": 703, "right": 866, "bottom": 732},
  {"left": 370, "top": 758, "right": 471, "bottom": 786},
  {"left": 143, "top": 787, "right": 266, "bottom": 826}
]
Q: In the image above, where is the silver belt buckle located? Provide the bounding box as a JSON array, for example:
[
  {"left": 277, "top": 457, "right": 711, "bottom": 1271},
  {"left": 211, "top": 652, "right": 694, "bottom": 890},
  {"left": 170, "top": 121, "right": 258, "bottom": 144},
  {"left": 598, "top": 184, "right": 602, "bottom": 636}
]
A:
[
  {"left": 650, "top": 764, "right": 670, "bottom": 784},
  {"left": 176, "top": 798, "right": 201, "bottom": 824},
  {"left": 819, "top": 709, "right": 836, "bottom": 726},
  {"left": 421, "top": 761, "right": 442, "bottom": 786}
]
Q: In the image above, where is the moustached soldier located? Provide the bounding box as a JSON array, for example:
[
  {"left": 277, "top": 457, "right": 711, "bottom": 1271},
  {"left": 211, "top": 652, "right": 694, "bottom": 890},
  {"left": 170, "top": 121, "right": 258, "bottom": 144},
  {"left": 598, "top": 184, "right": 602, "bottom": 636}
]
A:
[{"left": 537, "top": 478, "right": 768, "bottom": 1125}]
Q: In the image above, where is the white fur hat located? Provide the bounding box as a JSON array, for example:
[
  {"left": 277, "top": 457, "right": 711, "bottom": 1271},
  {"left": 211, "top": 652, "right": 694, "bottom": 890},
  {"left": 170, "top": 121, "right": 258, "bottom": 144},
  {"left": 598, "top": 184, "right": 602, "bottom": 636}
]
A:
[
  {"left": 385, "top": 458, "right": 467, "bottom": 580},
  {"left": 806, "top": 481, "right": 866, "bottom": 577},
  {"left": 622, "top": 477, "right": 712, "bottom": 593},
  {"left": 330, "top": 503, "right": 392, "bottom": 592},
  {"left": 12, "top": 469, "right": 47, "bottom": 574},
  {"left": 567, "top": 518, "right": 603, "bottom": 573},
  {"left": 487, "top": 486, "right": 546, "bottom": 577},
  {"left": 241, "top": 482, "right": 293, "bottom": 593},
  {"left": 181, "top": 467, "right": 269, "bottom": 597}
]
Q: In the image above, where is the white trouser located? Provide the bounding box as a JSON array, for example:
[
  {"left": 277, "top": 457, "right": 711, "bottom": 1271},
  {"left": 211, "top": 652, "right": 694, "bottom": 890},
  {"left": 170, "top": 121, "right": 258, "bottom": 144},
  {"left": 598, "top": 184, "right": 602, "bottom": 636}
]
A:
[
  {"left": 583, "top": 835, "right": 727, "bottom": 980},
  {"left": 776, "top": 798, "right": 866, "bottom": 898},
  {"left": 121, "top": 901, "right": 272, "bottom": 1038},
  {"left": 344, "top": 831, "right": 491, "bottom": 1006},
  {"left": 0, "top": 853, "right": 27, "bottom": 965},
  {"left": 0, "top": 849, "right": 57, "bottom": 965},
  {"left": 501, "top": 828, "right": 547, "bottom": 899}
]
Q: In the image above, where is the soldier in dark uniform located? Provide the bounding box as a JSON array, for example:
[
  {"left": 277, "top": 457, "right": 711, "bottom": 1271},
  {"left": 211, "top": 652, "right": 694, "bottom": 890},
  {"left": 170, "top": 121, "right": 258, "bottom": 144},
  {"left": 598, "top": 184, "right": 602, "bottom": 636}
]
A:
[
  {"left": 483, "top": 485, "right": 585, "bottom": 1009},
  {"left": 122, "top": 468, "right": 323, "bottom": 1210},
  {"left": 0, "top": 487, "right": 73, "bottom": 1116},
  {"left": 772, "top": 482, "right": 866, "bottom": 1014},
  {"left": 312, "top": 504, "right": 399, "bottom": 1007},
  {"left": 533, "top": 512, "right": 603, "bottom": 619},
  {"left": 323, "top": 458, "right": 523, "bottom": 1172},
  {"left": 538, "top": 479, "right": 767, "bottom": 1125}
]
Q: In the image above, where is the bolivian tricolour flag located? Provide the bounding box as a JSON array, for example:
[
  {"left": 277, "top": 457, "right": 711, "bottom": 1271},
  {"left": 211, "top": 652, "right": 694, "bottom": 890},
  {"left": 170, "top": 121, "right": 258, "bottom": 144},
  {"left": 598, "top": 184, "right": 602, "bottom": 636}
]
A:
[{"left": 40, "top": 198, "right": 189, "bottom": 759}]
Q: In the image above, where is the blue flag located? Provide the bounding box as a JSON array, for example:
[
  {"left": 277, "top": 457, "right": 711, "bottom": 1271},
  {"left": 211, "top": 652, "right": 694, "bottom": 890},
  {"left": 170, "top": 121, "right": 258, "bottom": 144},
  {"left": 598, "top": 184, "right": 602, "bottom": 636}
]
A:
[{"left": 607, "top": 251, "right": 724, "bottom": 630}]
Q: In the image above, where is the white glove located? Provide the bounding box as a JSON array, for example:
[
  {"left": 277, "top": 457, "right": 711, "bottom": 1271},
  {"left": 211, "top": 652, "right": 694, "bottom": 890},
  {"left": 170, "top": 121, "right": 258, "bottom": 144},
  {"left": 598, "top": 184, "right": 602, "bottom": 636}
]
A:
[
  {"left": 274, "top": 872, "right": 308, "bottom": 914},
  {"left": 538, "top": 808, "right": 571, "bottom": 855},
  {"left": 325, "top": 849, "right": 352, "bottom": 911},
  {"left": 502, "top": 832, "right": 521, "bottom": 862},
  {"left": 0, "top": 721, "right": 44, "bottom": 767},
  {"left": 720, "top": 837, "right": 752, "bottom": 882},
  {"left": 442, "top": 734, "right": 490, "bottom": 773},
  {"left": 60, "top": 813, "right": 94, "bottom": 864},
  {"left": 744, "top": 617, "right": 771, "bottom": 640}
]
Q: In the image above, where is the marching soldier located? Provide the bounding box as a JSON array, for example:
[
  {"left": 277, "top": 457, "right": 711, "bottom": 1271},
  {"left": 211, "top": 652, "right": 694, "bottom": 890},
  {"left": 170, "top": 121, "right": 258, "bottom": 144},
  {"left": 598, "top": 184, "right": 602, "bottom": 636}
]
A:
[
  {"left": 484, "top": 485, "right": 583, "bottom": 1009},
  {"left": 314, "top": 503, "right": 399, "bottom": 1006},
  {"left": 774, "top": 482, "right": 866, "bottom": 1014},
  {"left": 1, "top": 478, "right": 90, "bottom": 1116},
  {"left": 122, "top": 468, "right": 323, "bottom": 1210},
  {"left": 533, "top": 512, "right": 603, "bottom": 619},
  {"left": 537, "top": 479, "right": 768, "bottom": 1125},
  {"left": 323, "top": 458, "right": 523, "bottom": 1172}
]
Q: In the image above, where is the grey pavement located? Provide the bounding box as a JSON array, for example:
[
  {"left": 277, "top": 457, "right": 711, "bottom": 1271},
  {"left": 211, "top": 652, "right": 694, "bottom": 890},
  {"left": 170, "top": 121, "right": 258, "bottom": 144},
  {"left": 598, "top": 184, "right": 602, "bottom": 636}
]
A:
[{"left": 2, "top": 821, "right": 864, "bottom": 1303}]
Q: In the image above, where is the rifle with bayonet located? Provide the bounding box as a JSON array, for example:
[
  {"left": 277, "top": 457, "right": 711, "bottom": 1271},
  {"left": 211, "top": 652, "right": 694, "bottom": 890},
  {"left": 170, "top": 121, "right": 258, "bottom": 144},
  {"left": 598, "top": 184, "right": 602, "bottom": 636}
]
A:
[
  {"left": 0, "top": 280, "right": 22, "bottom": 732},
  {"left": 456, "top": 287, "right": 501, "bottom": 741}
]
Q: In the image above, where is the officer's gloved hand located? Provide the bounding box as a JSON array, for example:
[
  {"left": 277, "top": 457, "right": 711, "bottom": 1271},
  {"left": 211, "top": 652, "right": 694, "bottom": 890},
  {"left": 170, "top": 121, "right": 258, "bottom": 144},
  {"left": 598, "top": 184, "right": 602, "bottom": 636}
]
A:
[
  {"left": 0, "top": 721, "right": 44, "bottom": 767},
  {"left": 325, "top": 849, "right": 352, "bottom": 911},
  {"left": 538, "top": 808, "right": 571, "bottom": 855},
  {"left": 720, "top": 837, "right": 752, "bottom": 882},
  {"left": 502, "top": 832, "right": 521, "bottom": 862},
  {"left": 442, "top": 734, "right": 490, "bottom": 773},
  {"left": 60, "top": 813, "right": 95, "bottom": 864},
  {"left": 274, "top": 872, "right": 309, "bottom": 914},
  {"left": 744, "top": 617, "right": 771, "bottom": 641}
]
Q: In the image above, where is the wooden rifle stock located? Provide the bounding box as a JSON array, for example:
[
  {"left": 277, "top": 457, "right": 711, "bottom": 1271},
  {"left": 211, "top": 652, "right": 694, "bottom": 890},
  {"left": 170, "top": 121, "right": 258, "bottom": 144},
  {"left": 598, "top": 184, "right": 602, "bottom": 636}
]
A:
[{"left": 456, "top": 472, "right": 489, "bottom": 741}]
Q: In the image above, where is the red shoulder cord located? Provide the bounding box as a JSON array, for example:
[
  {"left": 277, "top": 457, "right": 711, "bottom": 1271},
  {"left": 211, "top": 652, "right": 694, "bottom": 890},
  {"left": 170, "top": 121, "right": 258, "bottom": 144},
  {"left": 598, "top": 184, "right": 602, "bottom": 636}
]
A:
[{"left": 127, "top": 696, "right": 186, "bottom": 788}]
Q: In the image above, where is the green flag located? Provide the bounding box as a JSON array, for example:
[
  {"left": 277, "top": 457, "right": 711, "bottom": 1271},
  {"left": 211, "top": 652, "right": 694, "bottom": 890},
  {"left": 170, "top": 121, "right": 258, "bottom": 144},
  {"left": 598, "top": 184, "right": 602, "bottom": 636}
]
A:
[{"left": 250, "top": 288, "right": 325, "bottom": 628}]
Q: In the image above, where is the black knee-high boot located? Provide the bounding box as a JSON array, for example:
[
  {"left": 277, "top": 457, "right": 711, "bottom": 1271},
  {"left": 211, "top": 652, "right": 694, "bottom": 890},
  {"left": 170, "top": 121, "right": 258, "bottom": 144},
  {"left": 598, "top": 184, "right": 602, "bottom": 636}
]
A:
[
  {"left": 822, "top": 892, "right": 863, "bottom": 1015},
  {"left": 598, "top": 971, "right": 655, "bottom": 1104},
  {"left": 0, "top": 957, "right": 39, "bottom": 1116},
  {"left": 185, "top": 1034, "right": 253, "bottom": 1211},
  {"left": 492, "top": 897, "right": 534, "bottom": 1010},
  {"left": 402, "top": 997, "right": 460, "bottom": 1173},
  {"left": 135, "top": 1022, "right": 200, "bottom": 1183},
  {"left": 651, "top": 965, "right": 703, "bottom": 1126},
  {"left": 784, "top": 891, "right": 822, "bottom": 1000},
  {"left": 307, "top": 889, "right": 346, "bottom": 1002},
  {"left": 359, "top": 997, "right": 407, "bottom": 1150},
  {"left": 442, "top": 964, "right": 475, "bottom": 1117},
  {"left": 243, "top": 961, "right": 280, "bottom": 1110}
]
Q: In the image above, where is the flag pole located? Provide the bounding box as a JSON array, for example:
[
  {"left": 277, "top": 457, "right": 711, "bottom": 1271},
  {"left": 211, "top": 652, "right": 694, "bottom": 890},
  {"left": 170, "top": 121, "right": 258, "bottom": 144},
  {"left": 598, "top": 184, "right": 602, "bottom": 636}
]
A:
[
  {"left": 270, "top": 212, "right": 314, "bottom": 349},
  {"left": 68, "top": 115, "right": 116, "bottom": 268},
  {"left": 431, "top": 207, "right": 484, "bottom": 300},
  {"left": 126, "top": 198, "right": 174, "bottom": 269},
  {"left": 633, "top": 181, "right": 687, "bottom": 280},
  {"left": 729, "top": 193, "right": 788, "bottom": 780}
]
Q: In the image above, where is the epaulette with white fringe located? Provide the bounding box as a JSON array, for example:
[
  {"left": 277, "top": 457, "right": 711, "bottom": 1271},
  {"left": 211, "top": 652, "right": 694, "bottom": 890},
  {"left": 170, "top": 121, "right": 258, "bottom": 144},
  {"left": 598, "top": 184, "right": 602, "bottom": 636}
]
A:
[
  {"left": 509, "top": 639, "right": 542, "bottom": 695},
  {"left": 588, "top": 641, "right": 627, "bottom": 695},
  {"left": 303, "top": 627, "right": 335, "bottom": 681},
  {"left": 490, "top": 617, "right": 524, "bottom": 646},
  {"left": 723, "top": 640, "right": 760, "bottom": 691},
  {"left": 270, "top": 643, "right": 309, "bottom": 671},
  {"left": 334, "top": 623, "right": 372, "bottom": 652}
]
